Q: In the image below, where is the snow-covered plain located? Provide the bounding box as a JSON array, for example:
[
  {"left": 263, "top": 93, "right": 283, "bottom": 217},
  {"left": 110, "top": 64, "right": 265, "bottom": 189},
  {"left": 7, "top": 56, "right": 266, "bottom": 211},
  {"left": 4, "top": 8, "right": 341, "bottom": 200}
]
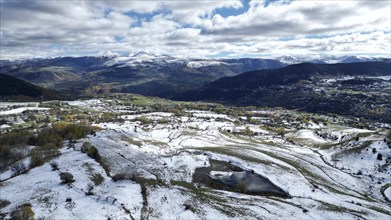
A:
[{"left": 1, "top": 99, "right": 390, "bottom": 219}]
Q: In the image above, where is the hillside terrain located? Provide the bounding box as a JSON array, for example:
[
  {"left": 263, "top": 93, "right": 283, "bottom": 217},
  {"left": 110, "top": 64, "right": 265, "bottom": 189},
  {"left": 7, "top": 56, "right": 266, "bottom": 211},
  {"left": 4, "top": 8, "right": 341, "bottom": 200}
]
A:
[
  {"left": 177, "top": 62, "right": 391, "bottom": 123},
  {"left": 0, "top": 54, "right": 285, "bottom": 98},
  {"left": 0, "top": 95, "right": 390, "bottom": 219},
  {"left": 0, "top": 73, "right": 66, "bottom": 101}
]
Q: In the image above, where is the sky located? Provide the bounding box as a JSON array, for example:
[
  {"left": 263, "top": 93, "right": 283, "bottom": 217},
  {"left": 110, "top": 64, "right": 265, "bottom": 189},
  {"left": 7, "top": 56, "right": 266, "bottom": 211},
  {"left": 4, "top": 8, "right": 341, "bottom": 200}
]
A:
[{"left": 0, "top": 0, "right": 390, "bottom": 60}]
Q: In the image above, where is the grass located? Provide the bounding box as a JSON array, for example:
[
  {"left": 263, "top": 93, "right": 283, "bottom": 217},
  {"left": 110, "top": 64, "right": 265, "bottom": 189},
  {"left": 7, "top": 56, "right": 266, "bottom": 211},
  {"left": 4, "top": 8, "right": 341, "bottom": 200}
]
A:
[
  {"left": 192, "top": 146, "right": 272, "bottom": 166},
  {"left": 380, "top": 183, "right": 391, "bottom": 203},
  {"left": 368, "top": 205, "right": 391, "bottom": 216},
  {"left": 317, "top": 132, "right": 376, "bottom": 149},
  {"left": 144, "top": 140, "right": 168, "bottom": 147},
  {"left": 122, "top": 137, "right": 142, "bottom": 147},
  {"left": 170, "top": 180, "right": 243, "bottom": 217},
  {"left": 331, "top": 140, "right": 372, "bottom": 160},
  {"left": 90, "top": 173, "right": 104, "bottom": 186},
  {"left": 316, "top": 200, "right": 367, "bottom": 216}
]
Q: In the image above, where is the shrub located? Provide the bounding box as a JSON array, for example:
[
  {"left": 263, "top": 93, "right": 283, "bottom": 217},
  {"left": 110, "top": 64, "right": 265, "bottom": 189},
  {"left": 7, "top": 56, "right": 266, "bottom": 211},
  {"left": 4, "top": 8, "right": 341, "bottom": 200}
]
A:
[
  {"left": 136, "top": 116, "right": 149, "bottom": 124},
  {"left": 377, "top": 153, "right": 383, "bottom": 160},
  {"left": 53, "top": 122, "right": 96, "bottom": 141},
  {"left": 168, "top": 108, "right": 185, "bottom": 117},
  {"left": 112, "top": 173, "right": 134, "bottom": 182},
  {"left": 35, "top": 128, "right": 63, "bottom": 147},
  {"left": 59, "top": 172, "right": 74, "bottom": 184},
  {"left": 277, "top": 127, "right": 286, "bottom": 136},
  {"left": 81, "top": 142, "right": 92, "bottom": 153},
  {"left": 87, "top": 146, "right": 100, "bottom": 161},
  {"left": 387, "top": 130, "right": 391, "bottom": 141},
  {"left": 0, "top": 130, "right": 32, "bottom": 147},
  {"left": 81, "top": 142, "right": 101, "bottom": 162},
  {"left": 91, "top": 173, "right": 104, "bottom": 186},
  {"left": 0, "top": 199, "right": 11, "bottom": 209},
  {"left": 243, "top": 127, "right": 253, "bottom": 137},
  {"left": 10, "top": 204, "right": 35, "bottom": 220},
  {"left": 30, "top": 144, "right": 60, "bottom": 168},
  {"left": 50, "top": 161, "right": 59, "bottom": 171},
  {"left": 11, "top": 162, "right": 27, "bottom": 176},
  {"left": 101, "top": 112, "right": 114, "bottom": 122},
  {"left": 86, "top": 183, "right": 94, "bottom": 195},
  {"left": 236, "top": 182, "right": 248, "bottom": 193}
]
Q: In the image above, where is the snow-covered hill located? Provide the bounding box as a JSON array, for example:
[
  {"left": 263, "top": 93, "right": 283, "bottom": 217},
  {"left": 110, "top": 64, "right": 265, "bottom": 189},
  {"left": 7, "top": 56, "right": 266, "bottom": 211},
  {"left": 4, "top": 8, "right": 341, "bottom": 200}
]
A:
[{"left": 1, "top": 99, "right": 390, "bottom": 219}]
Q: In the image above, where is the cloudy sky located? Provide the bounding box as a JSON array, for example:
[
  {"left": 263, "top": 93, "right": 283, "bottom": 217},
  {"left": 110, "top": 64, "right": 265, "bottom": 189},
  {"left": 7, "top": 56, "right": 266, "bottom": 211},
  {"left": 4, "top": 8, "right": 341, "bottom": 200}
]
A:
[{"left": 0, "top": 0, "right": 390, "bottom": 59}]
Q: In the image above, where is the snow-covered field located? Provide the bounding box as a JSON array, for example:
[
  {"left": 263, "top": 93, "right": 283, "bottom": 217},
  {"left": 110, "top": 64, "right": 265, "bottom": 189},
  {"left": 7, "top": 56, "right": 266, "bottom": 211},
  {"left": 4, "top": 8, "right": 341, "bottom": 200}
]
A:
[
  {"left": 0, "top": 107, "right": 50, "bottom": 115},
  {"left": 1, "top": 99, "right": 390, "bottom": 219}
]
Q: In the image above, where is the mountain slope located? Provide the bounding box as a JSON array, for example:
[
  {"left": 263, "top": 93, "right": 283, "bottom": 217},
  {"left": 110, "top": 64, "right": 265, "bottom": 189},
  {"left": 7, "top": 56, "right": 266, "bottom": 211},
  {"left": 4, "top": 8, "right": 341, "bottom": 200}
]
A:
[
  {"left": 0, "top": 73, "right": 66, "bottom": 101},
  {"left": 176, "top": 62, "right": 391, "bottom": 122},
  {"left": 1, "top": 55, "right": 286, "bottom": 98}
]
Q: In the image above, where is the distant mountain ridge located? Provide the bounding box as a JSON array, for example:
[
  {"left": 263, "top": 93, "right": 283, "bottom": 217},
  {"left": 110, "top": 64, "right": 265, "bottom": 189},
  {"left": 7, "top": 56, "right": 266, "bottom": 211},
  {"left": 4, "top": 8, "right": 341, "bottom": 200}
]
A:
[
  {"left": 175, "top": 61, "right": 391, "bottom": 122},
  {"left": 0, "top": 54, "right": 389, "bottom": 100},
  {"left": 0, "top": 54, "right": 286, "bottom": 98},
  {"left": 276, "top": 55, "right": 389, "bottom": 65}
]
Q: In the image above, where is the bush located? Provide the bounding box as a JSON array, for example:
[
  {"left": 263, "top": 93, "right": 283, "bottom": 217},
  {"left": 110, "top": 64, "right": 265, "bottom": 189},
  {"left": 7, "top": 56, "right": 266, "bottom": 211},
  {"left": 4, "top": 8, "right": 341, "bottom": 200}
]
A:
[
  {"left": 35, "top": 128, "right": 63, "bottom": 147},
  {"left": 10, "top": 204, "right": 35, "bottom": 220},
  {"left": 50, "top": 161, "right": 59, "bottom": 171},
  {"left": 387, "top": 131, "right": 391, "bottom": 141},
  {"left": 60, "top": 172, "right": 74, "bottom": 184},
  {"left": 30, "top": 144, "right": 60, "bottom": 168},
  {"left": 81, "top": 142, "right": 92, "bottom": 153},
  {"left": 377, "top": 153, "right": 383, "bottom": 160},
  {"left": 53, "top": 122, "right": 96, "bottom": 141},
  {"left": 136, "top": 116, "right": 149, "bottom": 124},
  {"left": 81, "top": 142, "right": 101, "bottom": 162},
  {"left": 0, "top": 199, "right": 11, "bottom": 209},
  {"left": 277, "top": 127, "right": 286, "bottom": 136},
  {"left": 91, "top": 173, "right": 104, "bottom": 186},
  {"left": 101, "top": 112, "right": 114, "bottom": 122},
  {"left": 112, "top": 173, "right": 135, "bottom": 182},
  {"left": 0, "top": 130, "right": 32, "bottom": 147},
  {"left": 236, "top": 182, "right": 248, "bottom": 193},
  {"left": 11, "top": 162, "right": 27, "bottom": 176},
  {"left": 86, "top": 183, "right": 94, "bottom": 195},
  {"left": 168, "top": 108, "right": 185, "bottom": 117},
  {"left": 243, "top": 127, "right": 253, "bottom": 137}
]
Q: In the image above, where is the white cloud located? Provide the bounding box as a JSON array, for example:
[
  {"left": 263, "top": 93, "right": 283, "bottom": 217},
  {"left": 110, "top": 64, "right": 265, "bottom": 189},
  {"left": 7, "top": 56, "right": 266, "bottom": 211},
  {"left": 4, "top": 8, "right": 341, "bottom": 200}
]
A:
[{"left": 0, "top": 0, "right": 390, "bottom": 59}]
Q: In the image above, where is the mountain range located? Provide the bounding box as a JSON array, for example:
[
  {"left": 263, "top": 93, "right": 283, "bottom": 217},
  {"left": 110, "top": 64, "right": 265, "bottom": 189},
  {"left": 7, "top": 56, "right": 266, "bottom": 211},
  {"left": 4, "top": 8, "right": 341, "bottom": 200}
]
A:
[
  {"left": 1, "top": 53, "right": 390, "bottom": 121},
  {"left": 1, "top": 53, "right": 386, "bottom": 97},
  {"left": 0, "top": 52, "right": 286, "bottom": 97},
  {"left": 176, "top": 62, "right": 391, "bottom": 122}
]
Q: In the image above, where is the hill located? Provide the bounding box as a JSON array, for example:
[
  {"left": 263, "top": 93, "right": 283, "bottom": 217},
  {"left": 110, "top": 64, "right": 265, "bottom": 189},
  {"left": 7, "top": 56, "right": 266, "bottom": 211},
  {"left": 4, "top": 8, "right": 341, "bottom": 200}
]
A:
[
  {"left": 0, "top": 73, "right": 67, "bottom": 101},
  {"left": 176, "top": 62, "right": 391, "bottom": 122}
]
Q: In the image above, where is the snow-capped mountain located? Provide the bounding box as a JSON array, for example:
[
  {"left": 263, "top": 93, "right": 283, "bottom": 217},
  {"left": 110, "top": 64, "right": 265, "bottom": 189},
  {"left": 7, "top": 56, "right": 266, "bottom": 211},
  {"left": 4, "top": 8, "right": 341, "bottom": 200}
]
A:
[
  {"left": 96, "top": 50, "right": 119, "bottom": 59},
  {"left": 276, "top": 55, "right": 385, "bottom": 65},
  {"left": 103, "top": 51, "right": 183, "bottom": 67}
]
